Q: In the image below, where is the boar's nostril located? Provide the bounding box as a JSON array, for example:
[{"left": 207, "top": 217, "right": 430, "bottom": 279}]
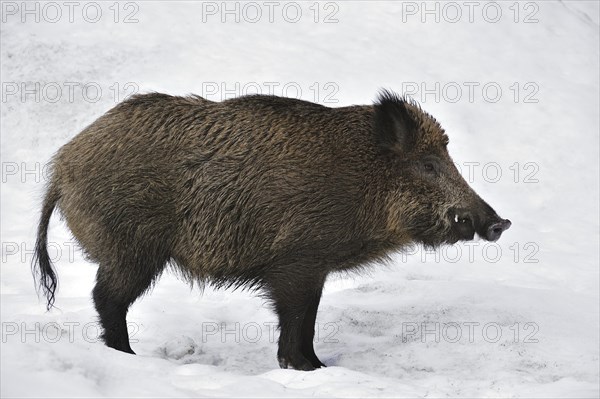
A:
[{"left": 485, "top": 219, "right": 511, "bottom": 241}]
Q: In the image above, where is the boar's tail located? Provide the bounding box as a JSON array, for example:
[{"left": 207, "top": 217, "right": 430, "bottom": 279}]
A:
[{"left": 32, "top": 181, "right": 61, "bottom": 311}]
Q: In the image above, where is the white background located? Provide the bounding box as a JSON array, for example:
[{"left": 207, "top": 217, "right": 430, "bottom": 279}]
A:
[{"left": 1, "top": 1, "right": 599, "bottom": 397}]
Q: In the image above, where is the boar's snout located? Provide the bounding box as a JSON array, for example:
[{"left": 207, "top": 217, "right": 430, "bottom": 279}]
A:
[
  {"left": 485, "top": 218, "right": 512, "bottom": 241},
  {"left": 449, "top": 207, "right": 511, "bottom": 243}
]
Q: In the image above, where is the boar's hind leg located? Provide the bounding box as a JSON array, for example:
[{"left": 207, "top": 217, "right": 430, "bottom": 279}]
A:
[
  {"left": 92, "top": 258, "right": 165, "bottom": 354},
  {"left": 267, "top": 271, "right": 326, "bottom": 371}
]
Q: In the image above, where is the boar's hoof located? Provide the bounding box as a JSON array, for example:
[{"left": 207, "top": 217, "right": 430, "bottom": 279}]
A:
[
  {"left": 107, "top": 341, "right": 136, "bottom": 355},
  {"left": 102, "top": 332, "right": 136, "bottom": 355},
  {"left": 278, "top": 353, "right": 316, "bottom": 371},
  {"left": 305, "top": 354, "right": 326, "bottom": 368}
]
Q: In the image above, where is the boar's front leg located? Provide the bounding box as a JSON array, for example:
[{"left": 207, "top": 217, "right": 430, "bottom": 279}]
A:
[
  {"left": 265, "top": 269, "right": 326, "bottom": 371},
  {"left": 300, "top": 283, "right": 326, "bottom": 368}
]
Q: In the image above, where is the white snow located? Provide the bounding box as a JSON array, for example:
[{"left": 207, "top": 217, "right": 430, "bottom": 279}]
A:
[{"left": 1, "top": 1, "right": 598, "bottom": 397}]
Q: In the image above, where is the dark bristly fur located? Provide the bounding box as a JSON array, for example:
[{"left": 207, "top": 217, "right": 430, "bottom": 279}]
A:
[{"left": 32, "top": 90, "right": 510, "bottom": 370}]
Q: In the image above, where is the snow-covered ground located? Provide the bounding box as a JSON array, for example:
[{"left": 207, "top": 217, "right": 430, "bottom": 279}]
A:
[{"left": 1, "top": 1, "right": 599, "bottom": 397}]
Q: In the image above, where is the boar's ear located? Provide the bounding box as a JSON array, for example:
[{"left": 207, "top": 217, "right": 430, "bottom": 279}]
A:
[{"left": 374, "top": 90, "right": 418, "bottom": 153}]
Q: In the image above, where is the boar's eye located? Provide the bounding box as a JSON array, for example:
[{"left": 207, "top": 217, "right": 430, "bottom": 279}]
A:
[{"left": 420, "top": 158, "right": 439, "bottom": 176}]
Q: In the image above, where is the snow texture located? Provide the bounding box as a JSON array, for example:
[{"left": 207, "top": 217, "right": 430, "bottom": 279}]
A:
[{"left": 1, "top": 1, "right": 598, "bottom": 397}]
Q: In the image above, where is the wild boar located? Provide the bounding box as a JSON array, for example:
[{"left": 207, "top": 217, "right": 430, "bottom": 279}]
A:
[{"left": 32, "top": 90, "right": 511, "bottom": 370}]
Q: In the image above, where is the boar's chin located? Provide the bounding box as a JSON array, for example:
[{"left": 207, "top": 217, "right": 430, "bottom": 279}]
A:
[
  {"left": 410, "top": 227, "right": 453, "bottom": 249},
  {"left": 418, "top": 237, "right": 446, "bottom": 250},
  {"left": 414, "top": 231, "right": 473, "bottom": 249},
  {"left": 444, "top": 233, "right": 472, "bottom": 245},
  {"left": 408, "top": 216, "right": 477, "bottom": 248}
]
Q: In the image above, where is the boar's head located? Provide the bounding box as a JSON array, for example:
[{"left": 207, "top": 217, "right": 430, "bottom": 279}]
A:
[{"left": 374, "top": 90, "right": 511, "bottom": 248}]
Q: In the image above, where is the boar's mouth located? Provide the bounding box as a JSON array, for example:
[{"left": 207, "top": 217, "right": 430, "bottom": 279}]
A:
[
  {"left": 446, "top": 209, "right": 476, "bottom": 244},
  {"left": 446, "top": 208, "right": 511, "bottom": 243}
]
